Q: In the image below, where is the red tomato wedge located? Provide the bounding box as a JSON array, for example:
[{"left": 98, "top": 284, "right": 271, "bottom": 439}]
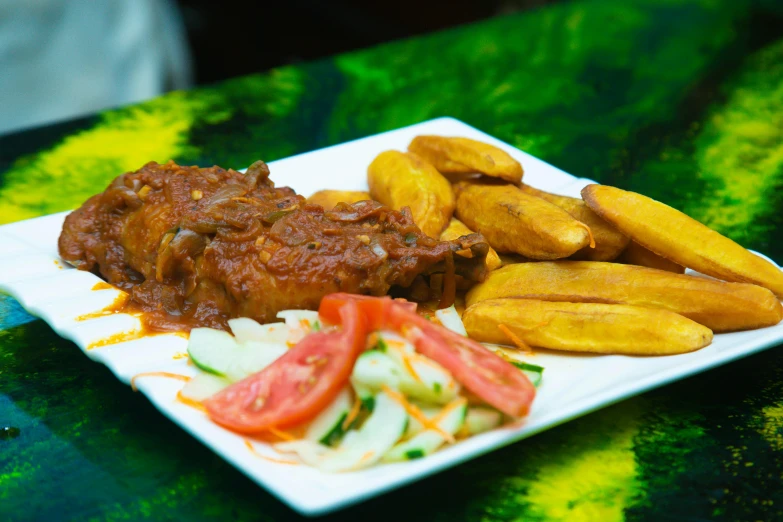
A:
[
  {"left": 204, "top": 301, "right": 367, "bottom": 434},
  {"left": 319, "top": 294, "right": 417, "bottom": 329},
  {"left": 319, "top": 294, "right": 535, "bottom": 417}
]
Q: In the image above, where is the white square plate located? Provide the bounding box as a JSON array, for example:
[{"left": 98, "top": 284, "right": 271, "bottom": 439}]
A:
[{"left": 1, "top": 117, "right": 782, "bottom": 516}]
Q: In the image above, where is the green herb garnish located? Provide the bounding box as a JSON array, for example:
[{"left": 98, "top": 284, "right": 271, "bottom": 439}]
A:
[
  {"left": 405, "top": 449, "right": 425, "bottom": 460},
  {"left": 511, "top": 361, "right": 544, "bottom": 372}
]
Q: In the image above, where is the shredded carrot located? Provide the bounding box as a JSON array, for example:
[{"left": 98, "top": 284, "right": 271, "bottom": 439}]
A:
[
  {"left": 244, "top": 439, "right": 299, "bottom": 465},
  {"left": 130, "top": 372, "right": 190, "bottom": 392},
  {"left": 300, "top": 318, "right": 311, "bottom": 329},
  {"left": 176, "top": 390, "right": 207, "bottom": 412},
  {"left": 358, "top": 451, "right": 375, "bottom": 465},
  {"left": 342, "top": 395, "right": 363, "bottom": 431},
  {"left": 381, "top": 385, "right": 455, "bottom": 444},
  {"left": 385, "top": 339, "right": 407, "bottom": 349},
  {"left": 267, "top": 427, "right": 297, "bottom": 441},
  {"left": 578, "top": 222, "right": 596, "bottom": 249},
  {"left": 400, "top": 353, "right": 423, "bottom": 383},
  {"left": 430, "top": 397, "right": 468, "bottom": 440},
  {"left": 497, "top": 324, "right": 533, "bottom": 354}
]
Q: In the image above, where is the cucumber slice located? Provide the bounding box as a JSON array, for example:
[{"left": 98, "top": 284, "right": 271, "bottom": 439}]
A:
[
  {"left": 511, "top": 361, "right": 544, "bottom": 388},
  {"left": 435, "top": 305, "right": 467, "bottom": 336},
  {"left": 484, "top": 344, "right": 545, "bottom": 388},
  {"left": 464, "top": 407, "right": 503, "bottom": 435},
  {"left": 401, "top": 404, "right": 440, "bottom": 439},
  {"left": 228, "top": 317, "right": 288, "bottom": 344},
  {"left": 187, "top": 328, "right": 241, "bottom": 376},
  {"left": 273, "top": 440, "right": 333, "bottom": 467},
  {"left": 188, "top": 327, "right": 287, "bottom": 382},
  {"left": 179, "top": 372, "right": 231, "bottom": 402},
  {"left": 222, "top": 341, "right": 288, "bottom": 382},
  {"left": 276, "top": 310, "right": 321, "bottom": 330},
  {"left": 319, "top": 392, "right": 408, "bottom": 472},
  {"left": 351, "top": 350, "right": 403, "bottom": 390},
  {"left": 275, "top": 391, "right": 408, "bottom": 472},
  {"left": 383, "top": 399, "right": 467, "bottom": 462},
  {"left": 351, "top": 381, "right": 376, "bottom": 412},
  {"left": 305, "top": 388, "right": 352, "bottom": 446},
  {"left": 378, "top": 332, "right": 414, "bottom": 353},
  {"left": 384, "top": 348, "right": 460, "bottom": 405},
  {"left": 353, "top": 343, "right": 460, "bottom": 405}
]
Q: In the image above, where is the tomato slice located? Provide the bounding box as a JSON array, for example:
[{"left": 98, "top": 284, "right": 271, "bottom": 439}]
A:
[
  {"left": 204, "top": 301, "right": 367, "bottom": 434},
  {"left": 319, "top": 293, "right": 417, "bottom": 329},
  {"left": 394, "top": 309, "right": 536, "bottom": 417},
  {"left": 318, "top": 294, "right": 535, "bottom": 417}
]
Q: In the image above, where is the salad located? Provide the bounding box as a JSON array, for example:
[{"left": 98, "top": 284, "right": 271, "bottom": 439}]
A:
[{"left": 177, "top": 293, "right": 542, "bottom": 472}]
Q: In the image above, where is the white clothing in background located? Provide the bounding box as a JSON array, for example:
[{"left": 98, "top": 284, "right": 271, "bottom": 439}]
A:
[{"left": 0, "top": 0, "right": 192, "bottom": 135}]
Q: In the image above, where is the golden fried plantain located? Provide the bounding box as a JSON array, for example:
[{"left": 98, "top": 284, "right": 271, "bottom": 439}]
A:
[
  {"left": 498, "top": 253, "right": 532, "bottom": 266},
  {"left": 367, "top": 151, "right": 455, "bottom": 237},
  {"left": 582, "top": 184, "right": 783, "bottom": 297},
  {"left": 618, "top": 240, "right": 684, "bottom": 273},
  {"left": 519, "top": 184, "right": 629, "bottom": 261},
  {"left": 463, "top": 298, "right": 713, "bottom": 355},
  {"left": 440, "top": 217, "right": 502, "bottom": 271},
  {"left": 408, "top": 136, "right": 523, "bottom": 183},
  {"left": 465, "top": 261, "right": 783, "bottom": 332},
  {"left": 454, "top": 181, "right": 593, "bottom": 259},
  {"left": 306, "top": 190, "right": 372, "bottom": 209}
]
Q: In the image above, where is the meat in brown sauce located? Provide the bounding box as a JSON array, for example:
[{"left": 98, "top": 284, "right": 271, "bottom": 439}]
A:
[{"left": 59, "top": 161, "right": 489, "bottom": 331}]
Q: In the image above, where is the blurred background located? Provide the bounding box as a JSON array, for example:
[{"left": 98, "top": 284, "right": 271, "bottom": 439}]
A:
[{"left": 0, "top": 0, "right": 555, "bottom": 136}]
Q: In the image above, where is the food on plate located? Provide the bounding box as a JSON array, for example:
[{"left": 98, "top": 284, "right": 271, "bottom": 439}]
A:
[
  {"left": 367, "top": 150, "right": 455, "bottom": 238},
  {"left": 59, "top": 161, "right": 489, "bottom": 330},
  {"left": 53, "top": 129, "right": 783, "bottom": 477},
  {"left": 453, "top": 181, "right": 594, "bottom": 259},
  {"left": 408, "top": 135, "right": 524, "bottom": 183},
  {"left": 497, "top": 253, "right": 532, "bottom": 266},
  {"left": 306, "top": 190, "right": 372, "bottom": 209},
  {"left": 519, "top": 184, "right": 629, "bottom": 261},
  {"left": 179, "top": 294, "right": 540, "bottom": 471},
  {"left": 462, "top": 298, "right": 714, "bottom": 355},
  {"left": 582, "top": 184, "right": 783, "bottom": 297},
  {"left": 618, "top": 240, "right": 685, "bottom": 273},
  {"left": 440, "top": 218, "right": 502, "bottom": 271},
  {"left": 465, "top": 262, "right": 783, "bottom": 332}
]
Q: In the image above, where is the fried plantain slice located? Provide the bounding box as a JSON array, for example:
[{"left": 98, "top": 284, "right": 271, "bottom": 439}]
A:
[
  {"left": 465, "top": 261, "right": 783, "bottom": 332},
  {"left": 519, "top": 184, "right": 629, "bottom": 261},
  {"left": 618, "top": 240, "right": 684, "bottom": 273},
  {"left": 306, "top": 190, "right": 372, "bottom": 209},
  {"left": 582, "top": 184, "right": 783, "bottom": 297},
  {"left": 440, "top": 217, "right": 502, "bottom": 271},
  {"left": 408, "top": 136, "right": 523, "bottom": 183},
  {"left": 367, "top": 151, "right": 455, "bottom": 238},
  {"left": 454, "top": 181, "right": 593, "bottom": 259},
  {"left": 463, "top": 298, "right": 713, "bottom": 355},
  {"left": 497, "top": 253, "right": 533, "bottom": 266}
]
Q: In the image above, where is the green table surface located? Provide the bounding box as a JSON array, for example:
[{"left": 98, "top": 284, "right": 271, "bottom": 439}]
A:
[{"left": 2, "top": 0, "right": 783, "bottom": 520}]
